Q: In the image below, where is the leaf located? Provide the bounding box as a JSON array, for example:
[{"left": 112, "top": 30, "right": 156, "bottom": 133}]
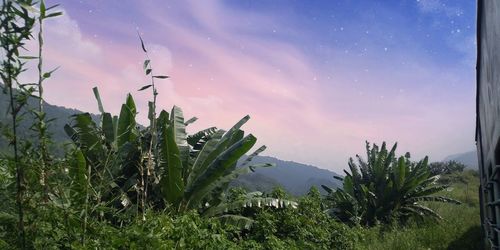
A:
[
  {"left": 138, "top": 84, "right": 152, "bottom": 91},
  {"left": 240, "top": 145, "right": 266, "bottom": 167},
  {"left": 148, "top": 101, "right": 154, "bottom": 122},
  {"left": 184, "top": 117, "right": 198, "bottom": 126},
  {"left": 143, "top": 59, "right": 150, "bottom": 70},
  {"left": 68, "top": 149, "right": 87, "bottom": 205},
  {"left": 40, "top": 0, "right": 46, "bottom": 17},
  {"left": 138, "top": 33, "right": 147, "bottom": 52},
  {"left": 193, "top": 162, "right": 274, "bottom": 209},
  {"left": 158, "top": 115, "right": 185, "bottom": 205},
  {"left": 187, "top": 127, "right": 218, "bottom": 149},
  {"left": 42, "top": 66, "right": 60, "bottom": 79},
  {"left": 116, "top": 94, "right": 137, "bottom": 149},
  {"left": 170, "top": 106, "right": 190, "bottom": 174},
  {"left": 216, "top": 215, "right": 254, "bottom": 230},
  {"left": 153, "top": 75, "right": 169, "bottom": 79},
  {"left": 204, "top": 197, "right": 297, "bottom": 217},
  {"left": 46, "top": 4, "right": 60, "bottom": 11},
  {"left": 68, "top": 113, "right": 105, "bottom": 166},
  {"left": 145, "top": 69, "right": 152, "bottom": 75},
  {"left": 45, "top": 12, "right": 63, "bottom": 18},
  {"left": 185, "top": 134, "right": 257, "bottom": 208},
  {"left": 102, "top": 112, "right": 115, "bottom": 145},
  {"left": 92, "top": 87, "right": 105, "bottom": 113},
  {"left": 322, "top": 185, "right": 334, "bottom": 194},
  {"left": 185, "top": 130, "right": 225, "bottom": 187},
  {"left": 19, "top": 56, "right": 38, "bottom": 59}
]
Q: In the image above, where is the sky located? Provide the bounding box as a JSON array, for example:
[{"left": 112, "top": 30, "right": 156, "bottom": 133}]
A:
[{"left": 32, "top": 0, "right": 476, "bottom": 172}]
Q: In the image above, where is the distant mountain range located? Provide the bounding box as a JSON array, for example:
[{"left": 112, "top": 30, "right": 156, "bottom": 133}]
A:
[
  {"left": 443, "top": 150, "right": 478, "bottom": 169},
  {"left": 233, "top": 156, "right": 342, "bottom": 196},
  {"left": 0, "top": 89, "right": 341, "bottom": 195},
  {"left": 3, "top": 89, "right": 479, "bottom": 195}
]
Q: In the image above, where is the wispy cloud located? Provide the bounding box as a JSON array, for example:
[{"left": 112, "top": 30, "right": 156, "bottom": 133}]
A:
[
  {"left": 416, "top": 0, "right": 464, "bottom": 17},
  {"left": 30, "top": 0, "right": 476, "bottom": 171}
]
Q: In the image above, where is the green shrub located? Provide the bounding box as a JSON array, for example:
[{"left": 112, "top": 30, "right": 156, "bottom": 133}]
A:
[{"left": 323, "top": 142, "right": 460, "bottom": 226}]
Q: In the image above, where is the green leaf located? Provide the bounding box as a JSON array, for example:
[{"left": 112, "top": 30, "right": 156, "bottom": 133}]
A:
[
  {"left": 393, "top": 156, "right": 406, "bottom": 190},
  {"left": 159, "top": 116, "right": 185, "bottom": 205},
  {"left": 186, "top": 116, "right": 249, "bottom": 190},
  {"left": 42, "top": 66, "right": 59, "bottom": 79},
  {"left": 170, "top": 106, "right": 190, "bottom": 174},
  {"left": 138, "top": 84, "right": 152, "bottom": 91},
  {"left": 92, "top": 87, "right": 105, "bottom": 113},
  {"left": 187, "top": 127, "right": 218, "bottom": 149},
  {"left": 40, "top": 0, "right": 46, "bottom": 17},
  {"left": 19, "top": 56, "right": 38, "bottom": 59},
  {"left": 240, "top": 145, "right": 266, "bottom": 167},
  {"left": 148, "top": 101, "right": 154, "bottom": 122},
  {"left": 195, "top": 162, "right": 274, "bottom": 210},
  {"left": 102, "top": 112, "right": 115, "bottom": 145},
  {"left": 68, "top": 149, "right": 87, "bottom": 205},
  {"left": 215, "top": 215, "right": 254, "bottom": 230},
  {"left": 153, "top": 75, "right": 169, "bottom": 79},
  {"left": 322, "top": 185, "right": 334, "bottom": 194},
  {"left": 186, "top": 134, "right": 257, "bottom": 208},
  {"left": 185, "top": 130, "right": 225, "bottom": 187},
  {"left": 45, "top": 11, "right": 62, "bottom": 18},
  {"left": 68, "top": 113, "right": 105, "bottom": 166},
  {"left": 46, "top": 4, "right": 60, "bottom": 11},
  {"left": 116, "top": 94, "right": 137, "bottom": 148},
  {"left": 184, "top": 117, "right": 198, "bottom": 126}
]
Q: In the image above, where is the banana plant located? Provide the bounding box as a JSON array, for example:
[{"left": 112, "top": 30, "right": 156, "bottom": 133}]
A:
[
  {"left": 322, "top": 141, "right": 460, "bottom": 226},
  {"left": 64, "top": 88, "right": 272, "bottom": 218}
]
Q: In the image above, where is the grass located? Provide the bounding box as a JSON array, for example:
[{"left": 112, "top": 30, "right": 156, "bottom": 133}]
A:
[{"left": 356, "top": 170, "right": 483, "bottom": 250}]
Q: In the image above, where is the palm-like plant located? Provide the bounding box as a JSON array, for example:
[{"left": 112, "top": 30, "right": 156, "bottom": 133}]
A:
[
  {"left": 64, "top": 88, "right": 273, "bottom": 219},
  {"left": 322, "top": 141, "right": 460, "bottom": 226}
]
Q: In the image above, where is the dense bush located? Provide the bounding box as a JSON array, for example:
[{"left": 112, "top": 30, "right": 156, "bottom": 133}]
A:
[
  {"left": 429, "top": 160, "right": 466, "bottom": 176},
  {"left": 232, "top": 187, "right": 356, "bottom": 249},
  {"left": 323, "top": 142, "right": 460, "bottom": 226}
]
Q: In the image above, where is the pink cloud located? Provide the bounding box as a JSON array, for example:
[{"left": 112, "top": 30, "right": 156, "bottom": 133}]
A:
[{"left": 25, "top": 1, "right": 476, "bottom": 171}]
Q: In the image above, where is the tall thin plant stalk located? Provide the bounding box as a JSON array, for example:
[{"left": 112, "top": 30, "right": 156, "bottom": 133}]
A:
[
  {"left": 0, "top": 1, "right": 36, "bottom": 247},
  {"left": 137, "top": 33, "right": 169, "bottom": 220},
  {"left": 34, "top": 0, "right": 61, "bottom": 194}
]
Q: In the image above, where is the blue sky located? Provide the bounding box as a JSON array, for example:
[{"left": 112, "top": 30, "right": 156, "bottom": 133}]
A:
[{"left": 39, "top": 0, "right": 477, "bottom": 171}]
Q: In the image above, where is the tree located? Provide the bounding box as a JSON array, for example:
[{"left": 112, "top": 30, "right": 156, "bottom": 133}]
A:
[
  {"left": 428, "top": 160, "right": 466, "bottom": 176},
  {"left": 322, "top": 141, "right": 460, "bottom": 226},
  {"left": 64, "top": 89, "right": 274, "bottom": 221}
]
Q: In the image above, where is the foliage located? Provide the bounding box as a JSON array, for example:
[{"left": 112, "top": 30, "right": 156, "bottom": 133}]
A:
[
  {"left": 245, "top": 187, "right": 359, "bottom": 249},
  {"left": 355, "top": 170, "right": 482, "bottom": 250},
  {"left": 65, "top": 90, "right": 273, "bottom": 220},
  {"left": 428, "top": 160, "right": 466, "bottom": 176},
  {"left": 323, "top": 142, "right": 461, "bottom": 226},
  {"left": 203, "top": 187, "right": 298, "bottom": 229}
]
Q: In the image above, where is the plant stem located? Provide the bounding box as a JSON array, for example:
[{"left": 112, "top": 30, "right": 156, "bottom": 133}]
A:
[
  {"left": 144, "top": 51, "right": 157, "bottom": 221},
  {"left": 7, "top": 66, "right": 25, "bottom": 249},
  {"left": 37, "top": 4, "right": 49, "bottom": 197}
]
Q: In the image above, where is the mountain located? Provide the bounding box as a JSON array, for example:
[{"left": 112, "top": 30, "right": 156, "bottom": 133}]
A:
[
  {"left": 234, "top": 155, "right": 342, "bottom": 196},
  {"left": 443, "top": 150, "right": 478, "bottom": 169},
  {"left": 0, "top": 89, "right": 342, "bottom": 195},
  {"left": 0, "top": 88, "right": 96, "bottom": 155}
]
